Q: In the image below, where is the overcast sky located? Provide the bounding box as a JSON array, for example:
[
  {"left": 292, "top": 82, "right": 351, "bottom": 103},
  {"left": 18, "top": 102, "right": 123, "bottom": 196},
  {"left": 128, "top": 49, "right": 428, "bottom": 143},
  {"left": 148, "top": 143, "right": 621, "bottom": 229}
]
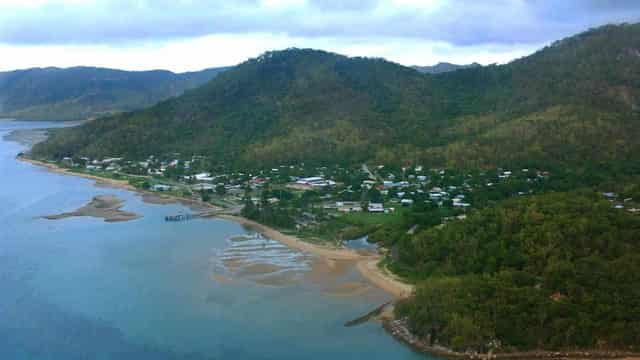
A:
[{"left": 0, "top": 0, "right": 639, "bottom": 72}]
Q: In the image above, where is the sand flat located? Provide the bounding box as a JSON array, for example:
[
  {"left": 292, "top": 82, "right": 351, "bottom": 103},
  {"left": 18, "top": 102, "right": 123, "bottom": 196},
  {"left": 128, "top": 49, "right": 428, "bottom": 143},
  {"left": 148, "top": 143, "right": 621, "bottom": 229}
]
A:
[{"left": 43, "top": 195, "right": 140, "bottom": 222}]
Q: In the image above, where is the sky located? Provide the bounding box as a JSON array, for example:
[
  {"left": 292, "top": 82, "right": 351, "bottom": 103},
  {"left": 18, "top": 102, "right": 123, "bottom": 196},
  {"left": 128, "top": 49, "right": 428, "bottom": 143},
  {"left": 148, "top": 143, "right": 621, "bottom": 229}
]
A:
[{"left": 0, "top": 0, "right": 639, "bottom": 72}]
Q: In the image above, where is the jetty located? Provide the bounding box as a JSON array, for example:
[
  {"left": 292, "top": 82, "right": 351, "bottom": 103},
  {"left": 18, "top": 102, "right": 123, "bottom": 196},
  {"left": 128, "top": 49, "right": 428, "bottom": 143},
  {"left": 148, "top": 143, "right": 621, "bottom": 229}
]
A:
[
  {"left": 164, "top": 209, "right": 223, "bottom": 222},
  {"left": 164, "top": 213, "right": 195, "bottom": 222},
  {"left": 344, "top": 302, "right": 391, "bottom": 327}
]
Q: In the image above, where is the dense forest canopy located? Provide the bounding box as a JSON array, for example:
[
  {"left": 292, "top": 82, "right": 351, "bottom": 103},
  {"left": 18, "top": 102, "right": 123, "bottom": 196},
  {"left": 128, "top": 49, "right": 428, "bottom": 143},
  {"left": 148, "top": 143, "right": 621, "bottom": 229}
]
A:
[{"left": 395, "top": 190, "right": 640, "bottom": 351}]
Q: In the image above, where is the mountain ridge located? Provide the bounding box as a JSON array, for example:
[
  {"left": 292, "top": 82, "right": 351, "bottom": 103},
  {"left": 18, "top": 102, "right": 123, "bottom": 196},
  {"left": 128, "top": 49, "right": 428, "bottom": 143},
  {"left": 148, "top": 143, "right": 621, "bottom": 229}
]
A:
[
  {"left": 0, "top": 65, "right": 230, "bottom": 120},
  {"left": 411, "top": 62, "right": 481, "bottom": 74}
]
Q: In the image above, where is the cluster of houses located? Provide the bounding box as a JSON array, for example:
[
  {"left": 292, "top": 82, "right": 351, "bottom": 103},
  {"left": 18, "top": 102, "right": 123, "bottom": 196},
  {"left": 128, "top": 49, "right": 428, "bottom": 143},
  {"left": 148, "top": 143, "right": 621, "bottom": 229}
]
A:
[
  {"left": 603, "top": 192, "right": 639, "bottom": 214},
  {"left": 62, "top": 156, "right": 124, "bottom": 172},
  {"left": 330, "top": 201, "right": 390, "bottom": 213},
  {"left": 63, "top": 154, "right": 570, "bottom": 222}
]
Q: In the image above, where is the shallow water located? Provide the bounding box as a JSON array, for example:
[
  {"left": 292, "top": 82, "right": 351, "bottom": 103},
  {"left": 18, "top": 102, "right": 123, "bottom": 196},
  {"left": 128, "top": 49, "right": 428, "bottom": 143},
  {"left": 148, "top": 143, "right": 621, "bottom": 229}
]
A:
[{"left": 0, "top": 120, "right": 431, "bottom": 359}]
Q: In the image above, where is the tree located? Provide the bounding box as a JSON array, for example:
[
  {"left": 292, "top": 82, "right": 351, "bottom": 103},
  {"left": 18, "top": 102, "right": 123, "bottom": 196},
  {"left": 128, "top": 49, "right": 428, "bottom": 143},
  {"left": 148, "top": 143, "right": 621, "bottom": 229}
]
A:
[{"left": 200, "top": 189, "right": 210, "bottom": 202}]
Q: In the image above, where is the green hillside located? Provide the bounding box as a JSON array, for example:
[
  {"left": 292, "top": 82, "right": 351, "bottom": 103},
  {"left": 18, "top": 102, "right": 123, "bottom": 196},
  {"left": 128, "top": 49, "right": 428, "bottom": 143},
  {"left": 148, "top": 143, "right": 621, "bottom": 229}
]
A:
[
  {"left": 395, "top": 190, "right": 640, "bottom": 351},
  {"left": 32, "top": 23, "right": 640, "bottom": 170},
  {"left": 0, "top": 66, "right": 229, "bottom": 120}
]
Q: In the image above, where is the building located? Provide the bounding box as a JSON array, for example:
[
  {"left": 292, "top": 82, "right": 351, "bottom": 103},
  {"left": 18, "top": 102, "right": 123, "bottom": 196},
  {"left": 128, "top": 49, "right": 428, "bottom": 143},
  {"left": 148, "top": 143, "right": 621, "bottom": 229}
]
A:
[
  {"left": 152, "top": 184, "right": 172, "bottom": 192},
  {"left": 195, "top": 173, "right": 215, "bottom": 182},
  {"left": 191, "top": 183, "right": 214, "bottom": 191},
  {"left": 368, "top": 203, "right": 385, "bottom": 212},
  {"left": 336, "top": 201, "right": 362, "bottom": 213}
]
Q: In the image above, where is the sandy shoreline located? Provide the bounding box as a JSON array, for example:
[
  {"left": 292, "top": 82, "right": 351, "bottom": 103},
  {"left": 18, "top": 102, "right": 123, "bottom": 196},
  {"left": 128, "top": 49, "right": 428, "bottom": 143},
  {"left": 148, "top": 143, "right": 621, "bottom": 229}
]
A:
[
  {"left": 21, "top": 157, "right": 138, "bottom": 191},
  {"left": 20, "top": 156, "right": 414, "bottom": 298},
  {"left": 217, "top": 215, "right": 414, "bottom": 298}
]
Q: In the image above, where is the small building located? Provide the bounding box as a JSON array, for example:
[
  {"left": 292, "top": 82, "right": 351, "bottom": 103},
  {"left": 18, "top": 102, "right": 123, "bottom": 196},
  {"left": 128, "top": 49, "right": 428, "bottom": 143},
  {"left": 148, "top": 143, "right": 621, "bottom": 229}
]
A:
[
  {"left": 453, "top": 201, "right": 471, "bottom": 208},
  {"left": 191, "top": 183, "right": 214, "bottom": 191},
  {"left": 368, "top": 203, "right": 385, "bottom": 213},
  {"left": 152, "top": 184, "right": 172, "bottom": 192},
  {"left": 336, "top": 202, "right": 362, "bottom": 213},
  {"left": 195, "top": 173, "right": 215, "bottom": 182}
]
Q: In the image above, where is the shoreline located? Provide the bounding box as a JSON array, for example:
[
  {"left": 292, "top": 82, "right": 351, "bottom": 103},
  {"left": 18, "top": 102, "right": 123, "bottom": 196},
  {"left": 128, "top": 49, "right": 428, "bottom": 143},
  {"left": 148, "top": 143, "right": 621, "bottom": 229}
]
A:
[
  {"left": 218, "top": 214, "right": 414, "bottom": 298},
  {"left": 19, "top": 157, "right": 222, "bottom": 212},
  {"left": 19, "top": 156, "right": 414, "bottom": 299}
]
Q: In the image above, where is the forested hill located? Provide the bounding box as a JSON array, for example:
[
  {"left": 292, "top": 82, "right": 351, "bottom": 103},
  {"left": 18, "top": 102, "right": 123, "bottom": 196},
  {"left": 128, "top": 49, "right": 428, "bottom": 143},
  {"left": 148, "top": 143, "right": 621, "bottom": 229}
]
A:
[
  {"left": 33, "top": 23, "right": 640, "bottom": 169},
  {"left": 0, "top": 66, "right": 229, "bottom": 120}
]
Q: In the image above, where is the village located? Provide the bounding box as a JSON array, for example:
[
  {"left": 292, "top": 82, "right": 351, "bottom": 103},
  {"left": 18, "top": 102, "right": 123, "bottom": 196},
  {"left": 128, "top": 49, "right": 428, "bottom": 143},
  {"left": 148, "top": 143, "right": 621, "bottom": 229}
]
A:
[{"left": 57, "top": 154, "right": 639, "bottom": 241}]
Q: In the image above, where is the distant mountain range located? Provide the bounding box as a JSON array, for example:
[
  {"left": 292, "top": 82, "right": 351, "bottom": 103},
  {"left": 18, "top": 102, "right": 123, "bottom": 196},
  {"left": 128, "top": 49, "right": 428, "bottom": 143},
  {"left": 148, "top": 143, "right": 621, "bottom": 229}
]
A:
[
  {"left": 411, "top": 62, "right": 481, "bottom": 74},
  {"left": 0, "top": 66, "right": 230, "bottom": 120},
  {"left": 33, "top": 23, "right": 640, "bottom": 171}
]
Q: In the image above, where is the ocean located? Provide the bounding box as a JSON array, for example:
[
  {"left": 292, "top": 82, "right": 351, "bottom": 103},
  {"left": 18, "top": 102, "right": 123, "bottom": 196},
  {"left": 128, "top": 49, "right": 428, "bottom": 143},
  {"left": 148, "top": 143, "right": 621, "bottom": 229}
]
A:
[{"left": 0, "top": 120, "right": 430, "bottom": 359}]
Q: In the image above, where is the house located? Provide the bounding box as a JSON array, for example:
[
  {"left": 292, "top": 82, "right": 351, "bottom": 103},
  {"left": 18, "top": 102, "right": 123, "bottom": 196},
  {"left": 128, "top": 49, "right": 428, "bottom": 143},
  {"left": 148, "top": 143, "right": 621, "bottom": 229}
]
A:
[
  {"left": 152, "top": 184, "right": 172, "bottom": 192},
  {"left": 102, "top": 157, "right": 123, "bottom": 164},
  {"left": 368, "top": 203, "right": 385, "bottom": 212},
  {"left": 337, "top": 201, "right": 362, "bottom": 213},
  {"left": 191, "top": 183, "right": 214, "bottom": 191},
  {"left": 195, "top": 172, "right": 215, "bottom": 182},
  {"left": 297, "top": 176, "right": 324, "bottom": 185},
  {"left": 453, "top": 201, "right": 471, "bottom": 208}
]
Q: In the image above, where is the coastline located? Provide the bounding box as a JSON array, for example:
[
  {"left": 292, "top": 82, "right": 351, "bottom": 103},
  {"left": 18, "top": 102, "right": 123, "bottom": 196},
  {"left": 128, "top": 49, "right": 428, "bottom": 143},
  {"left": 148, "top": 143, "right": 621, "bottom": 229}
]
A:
[
  {"left": 21, "top": 157, "right": 138, "bottom": 191},
  {"left": 19, "top": 157, "right": 222, "bottom": 212},
  {"left": 19, "top": 155, "right": 414, "bottom": 299}
]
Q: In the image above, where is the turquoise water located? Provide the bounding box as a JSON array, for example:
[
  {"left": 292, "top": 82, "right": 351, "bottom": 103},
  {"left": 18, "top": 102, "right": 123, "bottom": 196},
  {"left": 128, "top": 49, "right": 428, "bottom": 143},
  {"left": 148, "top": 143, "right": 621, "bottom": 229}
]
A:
[{"left": 0, "top": 120, "right": 430, "bottom": 359}]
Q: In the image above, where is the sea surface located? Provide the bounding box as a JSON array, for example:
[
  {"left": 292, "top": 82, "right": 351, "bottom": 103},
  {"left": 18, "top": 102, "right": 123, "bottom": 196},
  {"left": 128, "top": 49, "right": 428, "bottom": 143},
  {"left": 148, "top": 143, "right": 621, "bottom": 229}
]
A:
[{"left": 0, "top": 120, "right": 430, "bottom": 359}]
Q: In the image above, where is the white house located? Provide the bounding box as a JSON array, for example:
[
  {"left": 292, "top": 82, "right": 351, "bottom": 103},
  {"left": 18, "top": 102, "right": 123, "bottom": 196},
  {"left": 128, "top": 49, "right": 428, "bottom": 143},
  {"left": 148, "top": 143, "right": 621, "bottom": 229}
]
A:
[
  {"left": 192, "top": 183, "right": 214, "bottom": 191},
  {"left": 152, "top": 184, "right": 172, "bottom": 192},
  {"left": 368, "top": 203, "right": 385, "bottom": 212},
  {"left": 195, "top": 173, "right": 215, "bottom": 182}
]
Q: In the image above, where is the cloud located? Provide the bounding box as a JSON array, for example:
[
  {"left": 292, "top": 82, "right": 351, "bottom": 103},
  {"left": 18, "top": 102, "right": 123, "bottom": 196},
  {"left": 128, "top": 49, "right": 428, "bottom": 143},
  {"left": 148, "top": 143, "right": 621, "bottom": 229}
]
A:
[{"left": 0, "top": 0, "right": 638, "bottom": 47}]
